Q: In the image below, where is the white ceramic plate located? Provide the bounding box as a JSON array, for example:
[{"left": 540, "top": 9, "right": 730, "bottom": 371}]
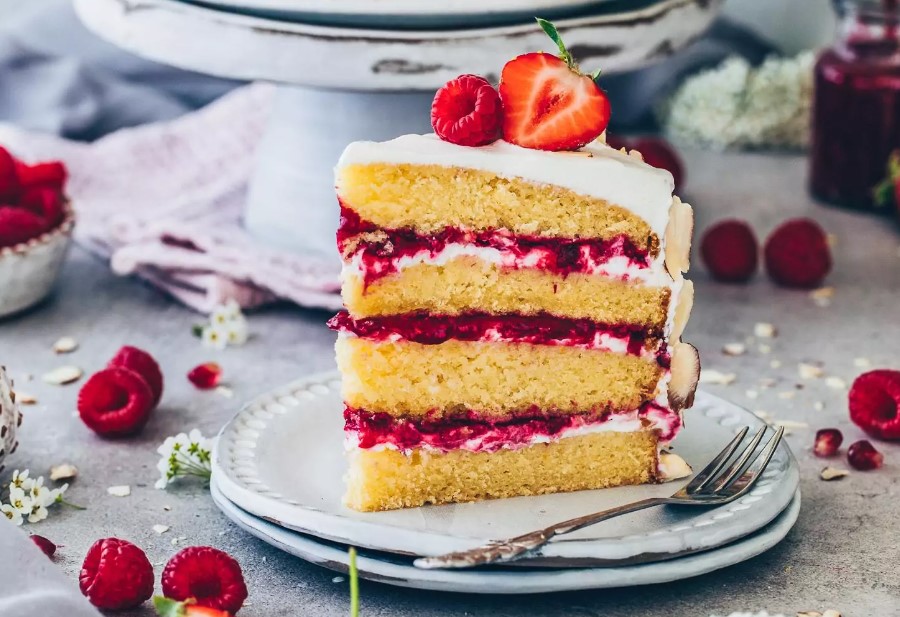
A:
[
  {"left": 184, "top": 0, "right": 629, "bottom": 28},
  {"left": 212, "top": 478, "right": 801, "bottom": 593},
  {"left": 75, "top": 0, "right": 721, "bottom": 89},
  {"left": 212, "top": 372, "right": 800, "bottom": 566}
]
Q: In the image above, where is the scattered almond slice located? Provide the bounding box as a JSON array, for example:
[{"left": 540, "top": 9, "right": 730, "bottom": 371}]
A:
[
  {"left": 770, "top": 360, "right": 783, "bottom": 369},
  {"left": 754, "top": 322, "right": 777, "bottom": 338},
  {"left": 825, "top": 376, "right": 847, "bottom": 389},
  {"left": 745, "top": 389, "right": 759, "bottom": 400},
  {"left": 758, "top": 377, "right": 777, "bottom": 389},
  {"left": 658, "top": 452, "right": 692, "bottom": 481},
  {"left": 152, "top": 524, "right": 171, "bottom": 534},
  {"left": 50, "top": 463, "right": 78, "bottom": 481},
  {"left": 753, "top": 410, "right": 772, "bottom": 421},
  {"left": 15, "top": 391, "right": 37, "bottom": 405},
  {"left": 798, "top": 611, "right": 824, "bottom": 617},
  {"left": 778, "top": 391, "right": 796, "bottom": 400},
  {"left": 699, "top": 369, "right": 736, "bottom": 386},
  {"left": 216, "top": 385, "right": 234, "bottom": 399},
  {"left": 52, "top": 336, "right": 79, "bottom": 354},
  {"left": 853, "top": 357, "right": 872, "bottom": 369},
  {"left": 820, "top": 467, "right": 849, "bottom": 481},
  {"left": 722, "top": 342, "right": 746, "bottom": 356},
  {"left": 813, "top": 401, "right": 825, "bottom": 411},
  {"left": 774, "top": 419, "right": 809, "bottom": 430},
  {"left": 758, "top": 344, "right": 772, "bottom": 354},
  {"left": 823, "top": 610, "right": 842, "bottom": 617},
  {"left": 798, "top": 362, "right": 824, "bottom": 379},
  {"left": 42, "top": 366, "right": 83, "bottom": 386},
  {"left": 107, "top": 485, "right": 131, "bottom": 497}
]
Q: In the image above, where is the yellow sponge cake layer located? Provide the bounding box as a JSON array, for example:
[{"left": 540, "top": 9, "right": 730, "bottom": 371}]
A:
[
  {"left": 343, "top": 256, "right": 670, "bottom": 329},
  {"left": 345, "top": 430, "right": 659, "bottom": 511},
  {"left": 336, "top": 336, "right": 663, "bottom": 418},
  {"left": 338, "top": 163, "right": 659, "bottom": 253}
]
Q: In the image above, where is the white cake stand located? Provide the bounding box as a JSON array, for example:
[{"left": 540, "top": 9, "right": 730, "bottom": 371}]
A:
[{"left": 74, "top": 0, "right": 720, "bottom": 256}]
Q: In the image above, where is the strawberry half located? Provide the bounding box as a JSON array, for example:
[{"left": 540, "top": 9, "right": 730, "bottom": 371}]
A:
[{"left": 499, "top": 19, "right": 611, "bottom": 151}]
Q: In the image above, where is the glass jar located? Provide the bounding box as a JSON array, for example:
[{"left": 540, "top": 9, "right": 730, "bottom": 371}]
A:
[{"left": 810, "top": 0, "right": 900, "bottom": 210}]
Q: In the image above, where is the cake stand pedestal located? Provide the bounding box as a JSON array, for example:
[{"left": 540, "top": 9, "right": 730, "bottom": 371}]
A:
[{"left": 75, "top": 0, "right": 720, "bottom": 256}]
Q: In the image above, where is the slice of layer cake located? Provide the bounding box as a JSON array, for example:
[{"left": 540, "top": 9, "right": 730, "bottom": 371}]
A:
[{"left": 329, "top": 22, "right": 699, "bottom": 512}]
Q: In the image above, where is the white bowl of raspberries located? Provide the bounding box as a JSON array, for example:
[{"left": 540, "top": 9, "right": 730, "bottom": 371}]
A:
[{"left": 0, "top": 146, "right": 75, "bottom": 319}]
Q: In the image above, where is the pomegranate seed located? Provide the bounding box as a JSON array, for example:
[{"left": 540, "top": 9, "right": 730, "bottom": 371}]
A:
[
  {"left": 31, "top": 535, "right": 56, "bottom": 557},
  {"left": 813, "top": 428, "right": 843, "bottom": 457},
  {"left": 187, "top": 362, "right": 222, "bottom": 390},
  {"left": 847, "top": 439, "right": 884, "bottom": 471}
]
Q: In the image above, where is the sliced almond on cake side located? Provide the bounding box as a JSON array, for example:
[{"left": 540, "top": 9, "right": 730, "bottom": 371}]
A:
[
  {"left": 668, "top": 342, "right": 700, "bottom": 411},
  {"left": 670, "top": 278, "right": 694, "bottom": 342},
  {"left": 664, "top": 196, "right": 694, "bottom": 276}
]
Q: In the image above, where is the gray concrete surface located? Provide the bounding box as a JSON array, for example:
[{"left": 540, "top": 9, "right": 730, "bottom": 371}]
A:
[{"left": 2, "top": 149, "right": 899, "bottom": 616}]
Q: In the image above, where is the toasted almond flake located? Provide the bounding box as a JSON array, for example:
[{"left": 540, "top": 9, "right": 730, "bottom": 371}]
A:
[
  {"left": 42, "top": 366, "right": 83, "bottom": 385},
  {"left": 813, "top": 401, "right": 825, "bottom": 411},
  {"left": 798, "top": 362, "right": 825, "bottom": 379},
  {"left": 15, "top": 391, "right": 37, "bottom": 405},
  {"left": 557, "top": 150, "right": 594, "bottom": 158},
  {"left": 825, "top": 376, "right": 847, "bottom": 389},
  {"left": 774, "top": 419, "right": 809, "bottom": 430},
  {"left": 770, "top": 360, "right": 783, "bottom": 369},
  {"left": 216, "top": 385, "right": 234, "bottom": 399},
  {"left": 52, "top": 336, "right": 79, "bottom": 354},
  {"left": 699, "top": 369, "right": 737, "bottom": 386},
  {"left": 798, "top": 611, "right": 824, "bottom": 617},
  {"left": 722, "top": 342, "right": 746, "bottom": 356},
  {"left": 822, "top": 610, "right": 842, "bottom": 617},
  {"left": 810, "top": 287, "right": 835, "bottom": 300},
  {"left": 754, "top": 322, "right": 777, "bottom": 338},
  {"left": 658, "top": 452, "right": 693, "bottom": 481},
  {"left": 758, "top": 377, "right": 778, "bottom": 389},
  {"left": 820, "top": 467, "right": 849, "bottom": 481},
  {"left": 596, "top": 131, "right": 607, "bottom": 144},
  {"left": 50, "top": 463, "right": 78, "bottom": 481},
  {"left": 758, "top": 344, "right": 772, "bottom": 354},
  {"left": 854, "top": 357, "right": 872, "bottom": 368},
  {"left": 107, "top": 485, "right": 131, "bottom": 497},
  {"left": 778, "top": 391, "right": 796, "bottom": 400},
  {"left": 152, "top": 524, "right": 170, "bottom": 534},
  {"left": 745, "top": 389, "right": 759, "bottom": 400},
  {"left": 627, "top": 149, "right": 644, "bottom": 161}
]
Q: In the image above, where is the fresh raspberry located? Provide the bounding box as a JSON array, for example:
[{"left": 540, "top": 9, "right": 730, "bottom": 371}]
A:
[
  {"left": 154, "top": 597, "right": 234, "bottom": 617},
  {"left": 31, "top": 534, "right": 57, "bottom": 557},
  {"left": 14, "top": 160, "right": 67, "bottom": 191},
  {"left": 19, "top": 186, "right": 64, "bottom": 229},
  {"left": 0, "top": 206, "right": 47, "bottom": 248},
  {"left": 162, "top": 546, "right": 248, "bottom": 614},
  {"left": 77, "top": 367, "right": 155, "bottom": 437},
  {"left": 631, "top": 137, "right": 686, "bottom": 194},
  {"left": 79, "top": 538, "right": 154, "bottom": 610},
  {"left": 431, "top": 74, "right": 502, "bottom": 147},
  {"left": 763, "top": 218, "right": 832, "bottom": 289},
  {"left": 109, "top": 345, "right": 164, "bottom": 406},
  {"left": 0, "top": 147, "right": 21, "bottom": 202},
  {"left": 187, "top": 363, "right": 222, "bottom": 390},
  {"left": 700, "top": 219, "right": 759, "bottom": 283},
  {"left": 849, "top": 369, "right": 900, "bottom": 440},
  {"left": 847, "top": 439, "right": 884, "bottom": 471},
  {"left": 813, "top": 428, "right": 843, "bottom": 457}
]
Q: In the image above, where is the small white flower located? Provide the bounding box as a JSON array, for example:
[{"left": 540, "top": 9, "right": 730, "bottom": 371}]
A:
[
  {"left": 225, "top": 320, "right": 248, "bottom": 346},
  {"left": 1, "top": 503, "right": 23, "bottom": 526},
  {"left": 201, "top": 325, "right": 229, "bottom": 350},
  {"left": 8, "top": 487, "right": 33, "bottom": 515},
  {"left": 154, "top": 429, "right": 213, "bottom": 490},
  {"left": 47, "top": 483, "right": 68, "bottom": 505},
  {"left": 10, "top": 470, "right": 33, "bottom": 492},
  {"left": 27, "top": 502, "right": 48, "bottom": 524},
  {"left": 29, "top": 477, "right": 54, "bottom": 508}
]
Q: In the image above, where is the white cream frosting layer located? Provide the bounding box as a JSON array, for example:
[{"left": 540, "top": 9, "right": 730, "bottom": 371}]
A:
[
  {"left": 344, "top": 242, "right": 673, "bottom": 287},
  {"left": 337, "top": 134, "right": 676, "bottom": 238}
]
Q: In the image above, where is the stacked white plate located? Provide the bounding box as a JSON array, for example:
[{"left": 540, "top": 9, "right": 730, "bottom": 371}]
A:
[{"left": 211, "top": 373, "right": 801, "bottom": 593}]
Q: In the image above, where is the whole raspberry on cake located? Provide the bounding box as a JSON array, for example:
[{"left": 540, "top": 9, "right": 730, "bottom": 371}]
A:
[{"left": 328, "top": 20, "right": 699, "bottom": 512}]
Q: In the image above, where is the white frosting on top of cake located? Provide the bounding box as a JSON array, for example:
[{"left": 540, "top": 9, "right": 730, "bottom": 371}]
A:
[{"left": 338, "top": 134, "right": 675, "bottom": 237}]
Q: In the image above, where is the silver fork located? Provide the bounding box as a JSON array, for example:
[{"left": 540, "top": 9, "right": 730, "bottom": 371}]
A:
[{"left": 414, "top": 424, "right": 784, "bottom": 570}]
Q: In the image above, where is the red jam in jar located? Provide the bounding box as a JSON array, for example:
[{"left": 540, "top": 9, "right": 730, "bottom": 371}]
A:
[{"left": 810, "top": 0, "right": 900, "bottom": 210}]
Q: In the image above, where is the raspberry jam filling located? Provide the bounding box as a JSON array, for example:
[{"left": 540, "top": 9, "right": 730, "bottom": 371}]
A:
[
  {"left": 345, "top": 402, "right": 682, "bottom": 454},
  {"left": 338, "top": 205, "right": 652, "bottom": 286},
  {"left": 329, "top": 310, "right": 666, "bottom": 358}
]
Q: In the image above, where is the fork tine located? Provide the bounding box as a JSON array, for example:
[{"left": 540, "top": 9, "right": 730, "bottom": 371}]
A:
[
  {"left": 720, "top": 426, "right": 785, "bottom": 499},
  {"left": 704, "top": 425, "right": 768, "bottom": 494},
  {"left": 687, "top": 426, "right": 750, "bottom": 492}
]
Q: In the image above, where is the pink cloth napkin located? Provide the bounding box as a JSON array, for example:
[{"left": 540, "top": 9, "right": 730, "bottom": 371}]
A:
[{"left": 0, "top": 83, "right": 342, "bottom": 313}]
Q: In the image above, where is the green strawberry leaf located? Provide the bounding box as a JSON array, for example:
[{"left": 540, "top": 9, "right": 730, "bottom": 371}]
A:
[
  {"left": 153, "top": 597, "right": 186, "bottom": 617},
  {"left": 872, "top": 150, "right": 900, "bottom": 208},
  {"left": 536, "top": 18, "right": 574, "bottom": 68}
]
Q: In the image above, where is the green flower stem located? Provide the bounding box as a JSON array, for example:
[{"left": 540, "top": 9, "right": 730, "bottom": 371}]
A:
[
  {"left": 57, "top": 498, "right": 86, "bottom": 511},
  {"left": 349, "top": 547, "right": 359, "bottom": 617}
]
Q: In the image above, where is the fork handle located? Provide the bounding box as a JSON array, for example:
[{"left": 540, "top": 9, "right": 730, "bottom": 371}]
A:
[{"left": 414, "top": 497, "right": 668, "bottom": 569}]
